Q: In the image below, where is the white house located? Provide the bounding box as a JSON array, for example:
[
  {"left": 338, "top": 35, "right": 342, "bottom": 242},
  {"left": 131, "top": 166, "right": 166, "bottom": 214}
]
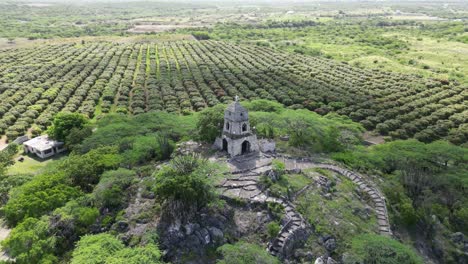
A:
[{"left": 23, "top": 135, "right": 66, "bottom": 159}]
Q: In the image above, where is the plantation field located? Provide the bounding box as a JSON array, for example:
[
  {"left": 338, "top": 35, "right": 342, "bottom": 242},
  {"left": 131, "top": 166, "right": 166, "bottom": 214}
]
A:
[{"left": 0, "top": 40, "right": 466, "bottom": 144}]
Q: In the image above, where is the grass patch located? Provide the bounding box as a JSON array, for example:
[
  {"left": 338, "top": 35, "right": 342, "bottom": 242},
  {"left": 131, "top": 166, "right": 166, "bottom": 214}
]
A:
[
  {"left": 7, "top": 152, "right": 67, "bottom": 175},
  {"left": 296, "top": 170, "right": 378, "bottom": 255},
  {"left": 267, "top": 173, "right": 313, "bottom": 198}
]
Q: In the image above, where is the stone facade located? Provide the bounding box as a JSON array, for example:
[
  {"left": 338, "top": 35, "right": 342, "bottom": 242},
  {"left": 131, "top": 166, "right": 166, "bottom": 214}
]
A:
[{"left": 214, "top": 98, "right": 259, "bottom": 156}]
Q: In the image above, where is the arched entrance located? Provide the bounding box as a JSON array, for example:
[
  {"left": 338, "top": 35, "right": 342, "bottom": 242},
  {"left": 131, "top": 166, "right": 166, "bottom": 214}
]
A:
[
  {"left": 241, "top": 140, "right": 250, "bottom": 155},
  {"left": 222, "top": 138, "right": 228, "bottom": 152}
]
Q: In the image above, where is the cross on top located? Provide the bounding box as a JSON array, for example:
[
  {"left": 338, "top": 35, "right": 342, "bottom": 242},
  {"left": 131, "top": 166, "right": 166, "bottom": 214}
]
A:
[{"left": 235, "top": 95, "right": 239, "bottom": 102}]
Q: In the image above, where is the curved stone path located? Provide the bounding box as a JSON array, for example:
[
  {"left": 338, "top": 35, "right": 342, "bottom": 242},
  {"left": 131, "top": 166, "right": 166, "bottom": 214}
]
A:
[
  {"left": 216, "top": 154, "right": 392, "bottom": 259},
  {"left": 277, "top": 156, "right": 392, "bottom": 236},
  {"left": 217, "top": 167, "right": 309, "bottom": 258}
]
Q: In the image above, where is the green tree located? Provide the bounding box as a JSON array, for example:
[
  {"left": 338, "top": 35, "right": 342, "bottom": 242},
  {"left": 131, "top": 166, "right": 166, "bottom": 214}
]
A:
[
  {"left": 59, "top": 146, "right": 122, "bottom": 191},
  {"left": 71, "top": 233, "right": 162, "bottom": 264},
  {"left": 217, "top": 241, "right": 280, "bottom": 264},
  {"left": 196, "top": 104, "right": 225, "bottom": 142},
  {"left": 3, "top": 173, "right": 82, "bottom": 225},
  {"left": 266, "top": 221, "right": 280, "bottom": 239},
  {"left": 154, "top": 154, "right": 218, "bottom": 210},
  {"left": 0, "top": 144, "right": 18, "bottom": 177},
  {"left": 50, "top": 199, "right": 100, "bottom": 253},
  {"left": 1, "top": 217, "right": 57, "bottom": 264},
  {"left": 65, "top": 126, "right": 93, "bottom": 152},
  {"left": 47, "top": 112, "right": 88, "bottom": 142},
  {"left": 71, "top": 234, "right": 124, "bottom": 264},
  {"left": 105, "top": 244, "right": 162, "bottom": 264}
]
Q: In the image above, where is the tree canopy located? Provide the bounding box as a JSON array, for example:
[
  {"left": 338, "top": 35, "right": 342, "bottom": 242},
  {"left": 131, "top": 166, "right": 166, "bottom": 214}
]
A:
[
  {"left": 70, "top": 233, "right": 162, "bottom": 264},
  {"left": 47, "top": 112, "right": 89, "bottom": 142}
]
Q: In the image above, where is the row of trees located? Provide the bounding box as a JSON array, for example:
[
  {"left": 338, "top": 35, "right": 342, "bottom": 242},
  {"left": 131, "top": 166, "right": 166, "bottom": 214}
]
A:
[{"left": 0, "top": 40, "right": 465, "bottom": 143}]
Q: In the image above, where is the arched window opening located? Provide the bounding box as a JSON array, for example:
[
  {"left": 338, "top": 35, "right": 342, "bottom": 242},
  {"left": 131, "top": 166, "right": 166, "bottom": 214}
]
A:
[
  {"left": 241, "top": 140, "right": 250, "bottom": 154},
  {"left": 242, "top": 123, "right": 247, "bottom": 132},
  {"left": 226, "top": 122, "right": 230, "bottom": 130}
]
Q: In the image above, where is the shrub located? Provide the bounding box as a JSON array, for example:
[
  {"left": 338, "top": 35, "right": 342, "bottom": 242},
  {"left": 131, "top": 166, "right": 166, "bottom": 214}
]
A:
[
  {"left": 217, "top": 241, "right": 280, "bottom": 264},
  {"left": 344, "top": 234, "right": 423, "bottom": 264},
  {"left": 3, "top": 173, "right": 82, "bottom": 226},
  {"left": 71, "top": 233, "right": 162, "bottom": 264},
  {"left": 154, "top": 154, "right": 220, "bottom": 210},
  {"left": 93, "top": 168, "right": 136, "bottom": 209},
  {"left": 267, "top": 221, "right": 281, "bottom": 239},
  {"left": 1, "top": 217, "right": 57, "bottom": 264}
]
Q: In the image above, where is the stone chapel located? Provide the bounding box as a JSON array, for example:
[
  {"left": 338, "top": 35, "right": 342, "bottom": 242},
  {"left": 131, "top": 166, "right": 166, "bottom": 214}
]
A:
[{"left": 214, "top": 96, "right": 259, "bottom": 156}]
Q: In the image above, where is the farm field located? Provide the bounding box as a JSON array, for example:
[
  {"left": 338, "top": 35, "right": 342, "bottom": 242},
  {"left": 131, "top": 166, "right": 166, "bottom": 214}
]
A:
[
  {"left": 0, "top": 39, "right": 465, "bottom": 144},
  {"left": 0, "top": 1, "right": 467, "bottom": 264}
]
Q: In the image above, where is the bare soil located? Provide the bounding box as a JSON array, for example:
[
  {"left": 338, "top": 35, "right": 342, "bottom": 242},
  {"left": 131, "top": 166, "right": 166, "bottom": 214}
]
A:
[
  {"left": 0, "top": 136, "right": 8, "bottom": 151},
  {"left": 363, "top": 131, "right": 386, "bottom": 145}
]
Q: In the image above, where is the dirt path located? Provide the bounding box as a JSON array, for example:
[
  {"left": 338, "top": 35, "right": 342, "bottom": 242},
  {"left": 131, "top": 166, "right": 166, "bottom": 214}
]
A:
[{"left": 0, "top": 136, "right": 8, "bottom": 151}]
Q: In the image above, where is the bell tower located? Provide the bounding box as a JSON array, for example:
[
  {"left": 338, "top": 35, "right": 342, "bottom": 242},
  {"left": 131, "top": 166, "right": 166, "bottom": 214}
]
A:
[
  {"left": 215, "top": 96, "right": 259, "bottom": 156},
  {"left": 223, "top": 95, "right": 252, "bottom": 137}
]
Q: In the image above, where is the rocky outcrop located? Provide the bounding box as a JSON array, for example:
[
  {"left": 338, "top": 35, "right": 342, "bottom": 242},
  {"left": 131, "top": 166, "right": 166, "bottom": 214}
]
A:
[
  {"left": 157, "top": 205, "right": 234, "bottom": 263},
  {"left": 217, "top": 168, "right": 309, "bottom": 259}
]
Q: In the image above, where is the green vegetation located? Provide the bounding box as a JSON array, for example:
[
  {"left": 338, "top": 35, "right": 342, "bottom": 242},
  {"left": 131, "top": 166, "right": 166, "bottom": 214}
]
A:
[
  {"left": 93, "top": 168, "right": 136, "bottom": 209},
  {"left": 6, "top": 153, "right": 66, "bottom": 176},
  {"left": 47, "top": 112, "right": 88, "bottom": 142},
  {"left": 3, "top": 173, "right": 82, "bottom": 226},
  {"left": 154, "top": 154, "right": 221, "bottom": 210},
  {"left": 0, "top": 1, "right": 466, "bottom": 263},
  {"left": 333, "top": 139, "right": 467, "bottom": 262},
  {"left": 344, "top": 234, "right": 423, "bottom": 264},
  {"left": 200, "top": 20, "right": 467, "bottom": 83},
  {"left": 266, "top": 221, "right": 281, "bottom": 239},
  {"left": 0, "top": 40, "right": 465, "bottom": 144},
  {"left": 334, "top": 140, "right": 467, "bottom": 232},
  {"left": 79, "top": 112, "right": 195, "bottom": 153},
  {"left": 71, "top": 233, "right": 163, "bottom": 264},
  {"left": 296, "top": 170, "right": 378, "bottom": 254},
  {"left": 2, "top": 217, "right": 57, "bottom": 263},
  {"left": 197, "top": 100, "right": 364, "bottom": 153},
  {"left": 216, "top": 241, "right": 280, "bottom": 264}
]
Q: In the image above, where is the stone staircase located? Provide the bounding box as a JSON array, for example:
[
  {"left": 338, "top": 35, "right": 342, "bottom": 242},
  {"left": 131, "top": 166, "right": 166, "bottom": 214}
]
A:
[
  {"left": 216, "top": 155, "right": 393, "bottom": 260},
  {"left": 278, "top": 155, "right": 392, "bottom": 236},
  {"left": 265, "top": 197, "right": 308, "bottom": 258},
  {"left": 313, "top": 164, "right": 392, "bottom": 236},
  {"left": 217, "top": 169, "right": 309, "bottom": 259}
]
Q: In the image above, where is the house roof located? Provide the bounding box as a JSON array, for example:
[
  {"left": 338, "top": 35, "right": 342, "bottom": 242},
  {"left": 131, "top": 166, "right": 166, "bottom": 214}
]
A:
[{"left": 23, "top": 135, "right": 63, "bottom": 152}]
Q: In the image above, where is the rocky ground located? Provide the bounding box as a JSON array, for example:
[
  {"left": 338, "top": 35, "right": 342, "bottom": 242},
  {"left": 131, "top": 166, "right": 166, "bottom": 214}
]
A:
[{"left": 116, "top": 149, "right": 393, "bottom": 263}]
